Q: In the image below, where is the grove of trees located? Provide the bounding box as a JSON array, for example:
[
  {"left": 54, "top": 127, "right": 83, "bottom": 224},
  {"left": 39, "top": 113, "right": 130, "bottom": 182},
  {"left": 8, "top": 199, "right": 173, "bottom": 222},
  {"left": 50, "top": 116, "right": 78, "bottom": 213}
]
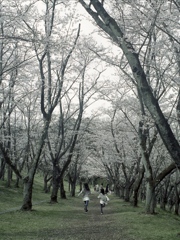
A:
[{"left": 0, "top": 0, "right": 180, "bottom": 216}]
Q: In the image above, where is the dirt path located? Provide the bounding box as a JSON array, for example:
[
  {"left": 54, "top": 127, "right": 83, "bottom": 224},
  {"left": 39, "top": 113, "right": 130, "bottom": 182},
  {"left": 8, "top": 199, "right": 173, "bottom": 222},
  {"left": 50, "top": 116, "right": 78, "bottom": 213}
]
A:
[{"left": 56, "top": 193, "right": 134, "bottom": 240}]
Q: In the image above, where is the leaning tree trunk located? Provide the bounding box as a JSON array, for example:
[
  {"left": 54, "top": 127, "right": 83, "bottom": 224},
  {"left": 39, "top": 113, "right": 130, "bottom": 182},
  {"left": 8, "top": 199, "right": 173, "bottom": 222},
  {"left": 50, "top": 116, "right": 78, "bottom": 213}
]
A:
[
  {"left": 133, "top": 167, "right": 145, "bottom": 207},
  {"left": 79, "top": 0, "right": 180, "bottom": 168},
  {"left": 159, "top": 177, "right": 170, "bottom": 210},
  {"left": 124, "top": 180, "right": 134, "bottom": 202},
  {"left": 21, "top": 120, "right": 50, "bottom": 210}
]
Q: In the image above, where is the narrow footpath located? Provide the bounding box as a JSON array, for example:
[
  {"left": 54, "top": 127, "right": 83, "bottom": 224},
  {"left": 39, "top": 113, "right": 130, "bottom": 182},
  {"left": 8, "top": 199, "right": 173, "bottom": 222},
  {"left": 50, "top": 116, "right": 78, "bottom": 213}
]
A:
[{"left": 57, "top": 192, "right": 134, "bottom": 240}]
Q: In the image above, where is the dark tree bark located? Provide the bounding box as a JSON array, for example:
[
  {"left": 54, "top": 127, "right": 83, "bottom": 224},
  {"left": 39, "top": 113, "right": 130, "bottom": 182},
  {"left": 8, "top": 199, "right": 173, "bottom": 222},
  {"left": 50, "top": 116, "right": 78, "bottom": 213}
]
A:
[
  {"left": 43, "top": 174, "right": 52, "bottom": 193},
  {"left": 51, "top": 163, "right": 61, "bottom": 203},
  {"left": 60, "top": 179, "right": 66, "bottom": 199},
  {"left": 21, "top": 118, "right": 50, "bottom": 210},
  {"left": 174, "top": 171, "right": 180, "bottom": 215},
  {"left": 21, "top": 175, "right": 33, "bottom": 210},
  {"left": 132, "top": 166, "right": 145, "bottom": 207},
  {"left": 68, "top": 174, "right": 76, "bottom": 197},
  {"left": 0, "top": 159, "right": 5, "bottom": 180}
]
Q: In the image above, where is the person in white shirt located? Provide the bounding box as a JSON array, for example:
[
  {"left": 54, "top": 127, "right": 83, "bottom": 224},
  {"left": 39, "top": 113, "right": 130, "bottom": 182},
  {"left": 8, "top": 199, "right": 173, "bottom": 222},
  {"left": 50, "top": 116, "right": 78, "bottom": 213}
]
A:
[
  {"left": 78, "top": 183, "right": 91, "bottom": 213},
  {"left": 98, "top": 188, "right": 110, "bottom": 214}
]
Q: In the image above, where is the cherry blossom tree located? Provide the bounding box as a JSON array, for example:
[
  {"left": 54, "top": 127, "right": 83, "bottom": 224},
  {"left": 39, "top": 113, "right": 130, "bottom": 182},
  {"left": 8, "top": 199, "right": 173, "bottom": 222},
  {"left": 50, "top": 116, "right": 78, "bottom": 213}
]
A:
[
  {"left": 79, "top": 0, "right": 180, "bottom": 167},
  {"left": 78, "top": 0, "right": 180, "bottom": 214}
]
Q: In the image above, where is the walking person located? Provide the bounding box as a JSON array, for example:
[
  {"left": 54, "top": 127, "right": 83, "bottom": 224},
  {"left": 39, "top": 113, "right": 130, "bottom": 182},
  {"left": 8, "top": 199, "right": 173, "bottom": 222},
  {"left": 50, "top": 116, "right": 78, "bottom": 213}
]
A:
[
  {"left": 78, "top": 183, "right": 91, "bottom": 213},
  {"left": 98, "top": 188, "right": 110, "bottom": 214}
]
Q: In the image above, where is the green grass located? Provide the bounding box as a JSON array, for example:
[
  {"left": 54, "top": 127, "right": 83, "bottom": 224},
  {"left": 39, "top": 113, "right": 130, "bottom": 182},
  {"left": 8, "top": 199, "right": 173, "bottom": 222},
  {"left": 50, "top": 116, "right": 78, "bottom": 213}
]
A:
[
  {"left": 110, "top": 198, "right": 180, "bottom": 240},
  {"left": 0, "top": 176, "right": 47, "bottom": 210},
  {"left": 0, "top": 177, "right": 180, "bottom": 240}
]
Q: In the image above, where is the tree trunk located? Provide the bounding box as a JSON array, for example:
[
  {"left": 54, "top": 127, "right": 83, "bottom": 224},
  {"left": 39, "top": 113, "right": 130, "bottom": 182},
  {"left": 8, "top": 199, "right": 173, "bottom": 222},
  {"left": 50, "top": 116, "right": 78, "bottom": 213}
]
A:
[
  {"left": 6, "top": 165, "right": 12, "bottom": 187},
  {"left": 51, "top": 165, "right": 60, "bottom": 203},
  {"left": 21, "top": 119, "right": 50, "bottom": 210},
  {"left": 159, "top": 188, "right": 167, "bottom": 210},
  {"left": 14, "top": 176, "right": 20, "bottom": 188},
  {"left": 174, "top": 170, "right": 180, "bottom": 215},
  {"left": 68, "top": 181, "right": 71, "bottom": 192},
  {"left": 133, "top": 167, "right": 145, "bottom": 207},
  {"left": 119, "top": 185, "right": 125, "bottom": 199},
  {"left": 50, "top": 185, "right": 59, "bottom": 202},
  {"left": 79, "top": 181, "right": 82, "bottom": 192},
  {"left": 60, "top": 179, "right": 66, "bottom": 199},
  {"left": 124, "top": 179, "right": 135, "bottom": 202},
  {"left": 43, "top": 174, "right": 52, "bottom": 193},
  {"left": 47, "top": 180, "right": 52, "bottom": 193},
  {"left": 142, "top": 152, "right": 156, "bottom": 214},
  {"left": 174, "top": 194, "right": 180, "bottom": 215},
  {"left": 159, "top": 177, "right": 170, "bottom": 210},
  {"left": 113, "top": 184, "right": 119, "bottom": 196},
  {"left": 21, "top": 174, "right": 33, "bottom": 211},
  {"left": 70, "top": 182, "right": 76, "bottom": 197},
  {"left": 145, "top": 180, "right": 156, "bottom": 214},
  {"left": 0, "top": 159, "right": 5, "bottom": 180},
  {"left": 124, "top": 186, "right": 130, "bottom": 202},
  {"left": 43, "top": 174, "right": 48, "bottom": 193},
  {"left": 51, "top": 184, "right": 58, "bottom": 202}
]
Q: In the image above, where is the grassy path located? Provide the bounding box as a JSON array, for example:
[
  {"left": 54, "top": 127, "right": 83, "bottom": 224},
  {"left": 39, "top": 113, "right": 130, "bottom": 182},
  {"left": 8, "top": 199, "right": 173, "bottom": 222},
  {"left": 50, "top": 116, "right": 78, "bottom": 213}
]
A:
[
  {"left": 0, "top": 190, "right": 180, "bottom": 239},
  {"left": 0, "top": 192, "right": 133, "bottom": 240},
  {"left": 59, "top": 192, "right": 133, "bottom": 240}
]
